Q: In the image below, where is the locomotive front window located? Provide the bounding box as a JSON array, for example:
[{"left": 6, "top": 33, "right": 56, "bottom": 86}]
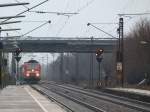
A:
[{"left": 27, "top": 63, "right": 38, "bottom": 70}]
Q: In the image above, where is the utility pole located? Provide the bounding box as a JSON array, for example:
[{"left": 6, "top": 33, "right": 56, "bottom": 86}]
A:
[
  {"left": 117, "top": 12, "right": 150, "bottom": 86},
  {"left": 116, "top": 18, "right": 124, "bottom": 87}
]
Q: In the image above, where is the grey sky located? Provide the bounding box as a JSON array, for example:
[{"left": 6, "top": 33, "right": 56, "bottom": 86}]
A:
[
  {"left": 1, "top": 0, "right": 150, "bottom": 64},
  {"left": 1, "top": 0, "right": 150, "bottom": 38}
]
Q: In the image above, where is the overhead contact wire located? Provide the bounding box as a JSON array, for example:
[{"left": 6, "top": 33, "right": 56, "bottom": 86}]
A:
[
  {"left": 89, "top": 24, "right": 117, "bottom": 38},
  {"left": 1, "top": 0, "right": 49, "bottom": 23},
  {"left": 22, "top": 21, "right": 51, "bottom": 39}
]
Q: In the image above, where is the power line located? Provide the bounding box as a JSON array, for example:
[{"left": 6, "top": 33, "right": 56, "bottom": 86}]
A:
[
  {"left": 5, "top": 25, "right": 22, "bottom": 36},
  {"left": 1, "top": 0, "right": 50, "bottom": 23},
  {"left": 22, "top": 20, "right": 49, "bottom": 23},
  {"left": 61, "top": 0, "right": 96, "bottom": 37},
  {"left": 28, "top": 10, "right": 78, "bottom": 17},
  {"left": 118, "top": 12, "right": 150, "bottom": 25},
  {"left": 3, "top": 0, "right": 50, "bottom": 38},
  {"left": 87, "top": 23, "right": 117, "bottom": 38},
  {"left": 14, "top": 0, "right": 78, "bottom": 17},
  {"left": 23, "top": 21, "right": 51, "bottom": 39},
  {"left": 90, "top": 22, "right": 118, "bottom": 25},
  {"left": 55, "top": 0, "right": 73, "bottom": 35},
  {"left": 55, "top": 0, "right": 95, "bottom": 36},
  {"left": 56, "top": 17, "right": 70, "bottom": 36},
  {"left": 87, "top": 22, "right": 118, "bottom": 37},
  {"left": 14, "top": 0, "right": 29, "bottom": 10},
  {"left": 0, "top": 2, "right": 29, "bottom": 7},
  {"left": 76, "top": 0, "right": 95, "bottom": 13},
  {"left": 0, "top": 15, "right": 25, "bottom": 19},
  {"left": 0, "top": 21, "right": 21, "bottom": 25},
  {"left": 118, "top": 12, "right": 150, "bottom": 16},
  {"left": 55, "top": 0, "right": 72, "bottom": 36}
]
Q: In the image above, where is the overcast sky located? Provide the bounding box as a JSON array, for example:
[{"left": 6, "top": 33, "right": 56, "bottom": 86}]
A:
[
  {"left": 1, "top": 0, "right": 150, "bottom": 64},
  {"left": 1, "top": 0, "right": 150, "bottom": 38}
]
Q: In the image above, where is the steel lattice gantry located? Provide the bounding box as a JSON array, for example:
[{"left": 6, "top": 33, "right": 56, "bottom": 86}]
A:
[{"left": 2, "top": 38, "right": 117, "bottom": 53}]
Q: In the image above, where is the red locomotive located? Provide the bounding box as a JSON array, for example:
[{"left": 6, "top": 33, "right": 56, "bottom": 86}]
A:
[{"left": 22, "top": 60, "right": 41, "bottom": 82}]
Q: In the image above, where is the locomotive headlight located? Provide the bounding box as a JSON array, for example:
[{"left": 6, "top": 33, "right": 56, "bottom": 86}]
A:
[
  {"left": 26, "top": 73, "right": 30, "bottom": 77},
  {"left": 32, "top": 69, "right": 34, "bottom": 72},
  {"left": 36, "top": 73, "right": 40, "bottom": 77}
]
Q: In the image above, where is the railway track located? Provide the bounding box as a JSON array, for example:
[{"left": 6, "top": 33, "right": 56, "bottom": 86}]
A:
[
  {"left": 60, "top": 82, "right": 150, "bottom": 107},
  {"left": 31, "top": 85, "right": 75, "bottom": 112},
  {"left": 32, "top": 84, "right": 105, "bottom": 112},
  {"left": 33, "top": 81, "right": 150, "bottom": 112}
]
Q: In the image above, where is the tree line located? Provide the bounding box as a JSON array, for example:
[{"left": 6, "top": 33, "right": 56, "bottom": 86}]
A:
[{"left": 47, "top": 18, "right": 150, "bottom": 85}]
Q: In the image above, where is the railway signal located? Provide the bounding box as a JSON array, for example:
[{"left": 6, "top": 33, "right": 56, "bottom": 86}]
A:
[
  {"left": 96, "top": 48, "right": 103, "bottom": 55},
  {"left": 15, "top": 48, "right": 22, "bottom": 57},
  {"left": 96, "top": 48, "right": 104, "bottom": 88},
  {"left": 14, "top": 47, "right": 22, "bottom": 85},
  {"left": 14, "top": 48, "right": 22, "bottom": 62},
  {"left": 15, "top": 56, "right": 21, "bottom": 62},
  {"left": 96, "top": 48, "right": 103, "bottom": 62}
]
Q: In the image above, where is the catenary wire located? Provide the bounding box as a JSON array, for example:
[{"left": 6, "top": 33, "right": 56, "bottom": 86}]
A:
[{"left": 22, "top": 21, "right": 51, "bottom": 39}]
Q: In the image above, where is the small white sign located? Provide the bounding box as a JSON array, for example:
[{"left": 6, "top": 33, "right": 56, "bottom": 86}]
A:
[{"left": 117, "top": 62, "right": 122, "bottom": 71}]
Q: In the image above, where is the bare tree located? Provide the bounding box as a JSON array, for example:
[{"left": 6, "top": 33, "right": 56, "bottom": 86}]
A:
[{"left": 124, "top": 19, "right": 150, "bottom": 84}]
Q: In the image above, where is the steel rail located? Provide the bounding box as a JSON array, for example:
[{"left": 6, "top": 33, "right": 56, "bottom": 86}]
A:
[
  {"left": 36, "top": 84, "right": 106, "bottom": 112},
  {"left": 31, "top": 85, "right": 75, "bottom": 112},
  {"left": 40, "top": 81, "right": 150, "bottom": 112},
  {"left": 51, "top": 82, "right": 150, "bottom": 107}
]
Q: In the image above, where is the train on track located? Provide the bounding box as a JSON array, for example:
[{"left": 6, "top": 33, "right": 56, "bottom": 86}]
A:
[{"left": 21, "top": 60, "right": 41, "bottom": 83}]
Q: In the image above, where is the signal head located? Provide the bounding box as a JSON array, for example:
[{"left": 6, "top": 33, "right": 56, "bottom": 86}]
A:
[
  {"left": 96, "top": 48, "right": 104, "bottom": 56},
  {"left": 15, "top": 47, "right": 22, "bottom": 56}
]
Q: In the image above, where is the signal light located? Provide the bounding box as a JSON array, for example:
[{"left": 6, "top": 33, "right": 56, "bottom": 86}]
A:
[
  {"left": 96, "top": 48, "right": 104, "bottom": 62},
  {"left": 15, "top": 48, "right": 22, "bottom": 56},
  {"left": 96, "top": 48, "right": 103, "bottom": 56},
  {"left": 14, "top": 47, "right": 22, "bottom": 62}
]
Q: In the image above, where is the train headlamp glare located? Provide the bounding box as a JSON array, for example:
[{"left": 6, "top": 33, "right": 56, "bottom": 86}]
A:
[{"left": 36, "top": 73, "right": 40, "bottom": 77}]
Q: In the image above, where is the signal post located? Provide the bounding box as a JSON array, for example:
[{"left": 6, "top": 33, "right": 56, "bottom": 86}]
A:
[
  {"left": 14, "top": 48, "right": 22, "bottom": 85},
  {"left": 96, "top": 48, "right": 103, "bottom": 87}
]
